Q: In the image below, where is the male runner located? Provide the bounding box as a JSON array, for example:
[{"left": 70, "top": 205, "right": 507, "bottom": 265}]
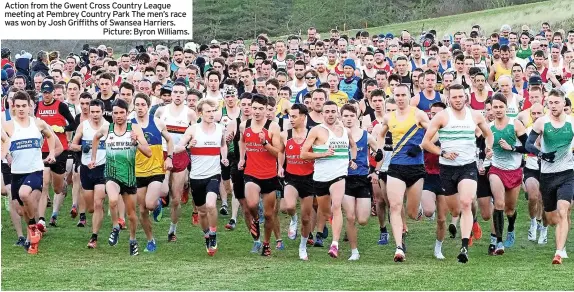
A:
[
  {"left": 300, "top": 99, "right": 358, "bottom": 259},
  {"left": 5, "top": 91, "right": 58, "bottom": 254},
  {"left": 377, "top": 84, "right": 430, "bottom": 262},
  {"left": 525, "top": 89, "right": 574, "bottom": 264},
  {"left": 422, "top": 84, "right": 494, "bottom": 263},
  {"left": 341, "top": 104, "right": 381, "bottom": 260},
  {"left": 133, "top": 93, "right": 174, "bottom": 252},
  {"left": 487, "top": 93, "right": 528, "bottom": 254},
  {"left": 155, "top": 82, "right": 197, "bottom": 241},
  {"left": 89, "top": 98, "right": 152, "bottom": 256},
  {"left": 277, "top": 104, "right": 315, "bottom": 260},
  {"left": 218, "top": 86, "right": 241, "bottom": 215},
  {"left": 177, "top": 98, "right": 228, "bottom": 256},
  {"left": 70, "top": 99, "right": 108, "bottom": 248}
]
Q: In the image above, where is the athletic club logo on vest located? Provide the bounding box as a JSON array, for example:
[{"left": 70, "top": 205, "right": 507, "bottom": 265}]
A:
[{"left": 37, "top": 109, "right": 57, "bottom": 115}]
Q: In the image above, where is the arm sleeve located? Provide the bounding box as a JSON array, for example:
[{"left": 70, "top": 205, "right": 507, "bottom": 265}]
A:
[
  {"left": 354, "top": 79, "right": 363, "bottom": 100},
  {"left": 476, "top": 136, "right": 486, "bottom": 160},
  {"left": 59, "top": 103, "right": 78, "bottom": 132},
  {"left": 525, "top": 130, "right": 541, "bottom": 156},
  {"left": 513, "top": 133, "right": 528, "bottom": 154}
]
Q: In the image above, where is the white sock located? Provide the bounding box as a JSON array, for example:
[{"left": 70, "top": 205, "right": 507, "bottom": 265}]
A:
[
  {"left": 435, "top": 239, "right": 443, "bottom": 248},
  {"left": 169, "top": 223, "right": 177, "bottom": 234},
  {"left": 530, "top": 218, "right": 537, "bottom": 228},
  {"left": 351, "top": 248, "right": 359, "bottom": 255},
  {"left": 332, "top": 241, "right": 339, "bottom": 248},
  {"left": 291, "top": 214, "right": 298, "bottom": 222},
  {"left": 300, "top": 236, "right": 306, "bottom": 249}
]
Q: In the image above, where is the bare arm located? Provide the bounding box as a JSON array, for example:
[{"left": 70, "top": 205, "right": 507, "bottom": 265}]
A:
[
  {"left": 1, "top": 129, "right": 9, "bottom": 160},
  {"left": 238, "top": 122, "right": 247, "bottom": 170},
  {"left": 188, "top": 110, "right": 198, "bottom": 125},
  {"left": 37, "top": 119, "right": 57, "bottom": 160},
  {"left": 174, "top": 125, "right": 194, "bottom": 154},
  {"left": 377, "top": 117, "right": 390, "bottom": 151},
  {"left": 69, "top": 124, "right": 84, "bottom": 152},
  {"left": 263, "top": 123, "right": 282, "bottom": 158},
  {"left": 277, "top": 131, "right": 287, "bottom": 177},
  {"left": 300, "top": 127, "right": 327, "bottom": 160},
  {"left": 416, "top": 109, "right": 430, "bottom": 130},
  {"left": 409, "top": 95, "right": 420, "bottom": 107},
  {"left": 474, "top": 111, "right": 493, "bottom": 156},
  {"left": 90, "top": 127, "right": 106, "bottom": 165},
  {"left": 156, "top": 119, "right": 174, "bottom": 156}
]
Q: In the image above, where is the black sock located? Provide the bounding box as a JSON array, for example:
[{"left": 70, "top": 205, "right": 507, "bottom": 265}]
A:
[
  {"left": 380, "top": 226, "right": 387, "bottom": 233},
  {"left": 507, "top": 211, "right": 517, "bottom": 232},
  {"left": 316, "top": 231, "right": 323, "bottom": 239},
  {"left": 493, "top": 209, "right": 504, "bottom": 243},
  {"left": 91, "top": 233, "right": 98, "bottom": 240},
  {"left": 28, "top": 218, "right": 36, "bottom": 225},
  {"left": 490, "top": 233, "right": 496, "bottom": 238},
  {"left": 39, "top": 217, "right": 45, "bottom": 222},
  {"left": 80, "top": 213, "right": 86, "bottom": 220},
  {"left": 461, "top": 238, "right": 469, "bottom": 249}
]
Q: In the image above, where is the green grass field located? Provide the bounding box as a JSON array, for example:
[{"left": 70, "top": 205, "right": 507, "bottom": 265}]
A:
[{"left": 1, "top": 190, "right": 573, "bottom": 290}]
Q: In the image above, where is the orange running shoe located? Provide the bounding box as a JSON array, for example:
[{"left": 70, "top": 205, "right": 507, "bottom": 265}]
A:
[
  {"left": 472, "top": 221, "right": 482, "bottom": 240},
  {"left": 192, "top": 212, "right": 199, "bottom": 225},
  {"left": 27, "top": 225, "right": 41, "bottom": 254},
  {"left": 70, "top": 205, "right": 78, "bottom": 219},
  {"left": 118, "top": 218, "right": 127, "bottom": 230},
  {"left": 552, "top": 255, "right": 562, "bottom": 264},
  {"left": 468, "top": 236, "right": 474, "bottom": 247},
  {"left": 182, "top": 186, "right": 189, "bottom": 204}
]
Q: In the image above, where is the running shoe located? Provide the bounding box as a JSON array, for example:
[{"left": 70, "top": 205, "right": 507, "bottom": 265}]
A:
[
  {"left": 225, "top": 219, "right": 236, "bottom": 230},
  {"left": 448, "top": 223, "right": 457, "bottom": 238},
  {"left": 276, "top": 240, "right": 285, "bottom": 250},
  {"left": 552, "top": 254, "right": 562, "bottom": 265},
  {"left": 528, "top": 224, "right": 537, "bottom": 242},
  {"left": 494, "top": 242, "right": 505, "bottom": 255},
  {"left": 36, "top": 220, "right": 47, "bottom": 233},
  {"left": 348, "top": 253, "right": 360, "bottom": 261},
  {"left": 472, "top": 221, "right": 482, "bottom": 239},
  {"left": 118, "top": 218, "right": 126, "bottom": 230},
  {"left": 182, "top": 185, "right": 189, "bottom": 204},
  {"left": 47, "top": 196, "right": 52, "bottom": 208},
  {"left": 70, "top": 205, "right": 78, "bottom": 219},
  {"left": 434, "top": 248, "right": 445, "bottom": 260},
  {"left": 77, "top": 218, "right": 86, "bottom": 227},
  {"left": 219, "top": 205, "right": 229, "bottom": 216},
  {"left": 250, "top": 219, "right": 260, "bottom": 240},
  {"left": 314, "top": 233, "right": 324, "bottom": 247},
  {"left": 108, "top": 228, "right": 120, "bottom": 246},
  {"left": 288, "top": 217, "right": 298, "bottom": 240},
  {"left": 323, "top": 225, "right": 329, "bottom": 239},
  {"left": 488, "top": 235, "right": 496, "bottom": 256},
  {"left": 153, "top": 199, "right": 163, "bottom": 222},
  {"left": 261, "top": 243, "right": 271, "bottom": 257},
  {"left": 306, "top": 234, "right": 314, "bottom": 246},
  {"left": 299, "top": 248, "right": 308, "bottom": 261},
  {"left": 23, "top": 241, "right": 30, "bottom": 252},
  {"left": 328, "top": 245, "right": 339, "bottom": 258},
  {"left": 378, "top": 232, "right": 389, "bottom": 245},
  {"left": 87, "top": 238, "right": 97, "bottom": 249},
  {"left": 394, "top": 246, "right": 405, "bottom": 262},
  {"left": 130, "top": 241, "right": 139, "bottom": 256},
  {"left": 167, "top": 232, "right": 177, "bottom": 242},
  {"left": 49, "top": 216, "right": 57, "bottom": 227},
  {"left": 457, "top": 247, "right": 469, "bottom": 263},
  {"left": 258, "top": 201, "right": 264, "bottom": 224},
  {"left": 144, "top": 240, "right": 157, "bottom": 252},
  {"left": 27, "top": 225, "right": 41, "bottom": 255},
  {"left": 250, "top": 241, "right": 262, "bottom": 253},
  {"left": 538, "top": 226, "right": 548, "bottom": 244},
  {"left": 15, "top": 236, "right": 26, "bottom": 247},
  {"left": 561, "top": 248, "right": 569, "bottom": 259},
  {"left": 208, "top": 234, "right": 218, "bottom": 256},
  {"left": 192, "top": 212, "right": 199, "bottom": 226},
  {"left": 504, "top": 231, "right": 515, "bottom": 248}
]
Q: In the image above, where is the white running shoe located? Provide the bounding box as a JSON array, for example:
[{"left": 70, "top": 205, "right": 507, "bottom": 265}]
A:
[
  {"left": 348, "top": 253, "right": 360, "bottom": 261},
  {"left": 288, "top": 218, "right": 298, "bottom": 240},
  {"left": 538, "top": 226, "right": 548, "bottom": 245},
  {"left": 299, "top": 248, "right": 308, "bottom": 261},
  {"left": 561, "top": 248, "right": 568, "bottom": 259},
  {"left": 394, "top": 247, "right": 405, "bottom": 262},
  {"left": 434, "top": 246, "right": 445, "bottom": 260},
  {"left": 528, "top": 225, "right": 537, "bottom": 242}
]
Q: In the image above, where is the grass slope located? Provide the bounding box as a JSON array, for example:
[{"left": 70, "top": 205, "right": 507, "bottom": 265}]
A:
[{"left": 1, "top": 192, "right": 573, "bottom": 290}]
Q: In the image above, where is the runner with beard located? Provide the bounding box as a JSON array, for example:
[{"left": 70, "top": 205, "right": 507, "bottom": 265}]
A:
[
  {"left": 290, "top": 61, "right": 307, "bottom": 103},
  {"left": 469, "top": 72, "right": 494, "bottom": 114},
  {"left": 488, "top": 45, "right": 513, "bottom": 87},
  {"left": 93, "top": 73, "right": 117, "bottom": 123},
  {"left": 411, "top": 70, "right": 443, "bottom": 117},
  {"left": 362, "top": 52, "right": 377, "bottom": 79}
]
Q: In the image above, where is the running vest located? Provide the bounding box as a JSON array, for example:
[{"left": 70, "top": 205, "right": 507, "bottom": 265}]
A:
[
  {"left": 276, "top": 98, "right": 290, "bottom": 118},
  {"left": 417, "top": 91, "right": 442, "bottom": 118},
  {"left": 505, "top": 94, "right": 521, "bottom": 118},
  {"left": 379, "top": 131, "right": 393, "bottom": 172},
  {"left": 494, "top": 62, "right": 512, "bottom": 81},
  {"left": 36, "top": 99, "right": 68, "bottom": 152},
  {"left": 290, "top": 81, "right": 306, "bottom": 104},
  {"left": 348, "top": 130, "right": 369, "bottom": 176},
  {"left": 388, "top": 108, "right": 424, "bottom": 165},
  {"left": 160, "top": 105, "right": 189, "bottom": 151},
  {"left": 524, "top": 126, "right": 539, "bottom": 170},
  {"left": 9, "top": 117, "right": 44, "bottom": 174},
  {"left": 339, "top": 77, "right": 360, "bottom": 100},
  {"left": 490, "top": 118, "right": 522, "bottom": 170},
  {"left": 285, "top": 129, "right": 314, "bottom": 176},
  {"left": 438, "top": 61, "right": 451, "bottom": 74},
  {"left": 313, "top": 124, "right": 349, "bottom": 182},
  {"left": 189, "top": 123, "right": 224, "bottom": 179},
  {"left": 244, "top": 120, "right": 277, "bottom": 179},
  {"left": 470, "top": 91, "right": 493, "bottom": 113},
  {"left": 410, "top": 58, "right": 426, "bottom": 71},
  {"left": 81, "top": 120, "right": 106, "bottom": 166},
  {"left": 438, "top": 107, "right": 477, "bottom": 166},
  {"left": 132, "top": 116, "right": 164, "bottom": 177},
  {"left": 539, "top": 115, "right": 574, "bottom": 174},
  {"left": 221, "top": 107, "right": 239, "bottom": 154},
  {"left": 96, "top": 92, "right": 117, "bottom": 123},
  {"left": 104, "top": 123, "right": 136, "bottom": 187}
]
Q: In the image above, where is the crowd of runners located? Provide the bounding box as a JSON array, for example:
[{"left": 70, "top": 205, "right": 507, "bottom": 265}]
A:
[{"left": 1, "top": 21, "right": 574, "bottom": 264}]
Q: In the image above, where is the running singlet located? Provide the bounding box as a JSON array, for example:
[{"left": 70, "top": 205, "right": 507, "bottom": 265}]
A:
[
  {"left": 244, "top": 120, "right": 276, "bottom": 179},
  {"left": 313, "top": 125, "right": 349, "bottom": 182},
  {"left": 379, "top": 131, "right": 393, "bottom": 172},
  {"left": 490, "top": 118, "right": 522, "bottom": 170},
  {"left": 9, "top": 117, "right": 44, "bottom": 174},
  {"left": 132, "top": 117, "right": 164, "bottom": 177},
  {"left": 524, "top": 126, "right": 539, "bottom": 170},
  {"left": 35, "top": 99, "right": 69, "bottom": 152},
  {"left": 539, "top": 115, "right": 574, "bottom": 174},
  {"left": 81, "top": 120, "right": 106, "bottom": 166},
  {"left": 505, "top": 94, "right": 521, "bottom": 118},
  {"left": 96, "top": 92, "right": 117, "bottom": 123},
  {"left": 410, "top": 59, "right": 426, "bottom": 71},
  {"left": 494, "top": 63, "right": 512, "bottom": 81},
  {"left": 424, "top": 150, "right": 440, "bottom": 175},
  {"left": 104, "top": 123, "right": 136, "bottom": 187},
  {"left": 388, "top": 108, "right": 424, "bottom": 165},
  {"left": 160, "top": 105, "right": 189, "bottom": 151},
  {"left": 285, "top": 129, "right": 314, "bottom": 176},
  {"left": 220, "top": 107, "right": 238, "bottom": 154},
  {"left": 348, "top": 130, "right": 369, "bottom": 176},
  {"left": 417, "top": 91, "right": 442, "bottom": 118},
  {"left": 470, "top": 91, "right": 494, "bottom": 113},
  {"left": 438, "top": 61, "right": 451, "bottom": 74},
  {"left": 290, "top": 82, "right": 306, "bottom": 104},
  {"left": 189, "top": 123, "right": 224, "bottom": 179},
  {"left": 438, "top": 107, "right": 476, "bottom": 166}
]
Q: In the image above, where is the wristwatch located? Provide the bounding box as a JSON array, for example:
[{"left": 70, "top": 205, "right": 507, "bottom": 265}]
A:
[
  {"left": 166, "top": 154, "right": 173, "bottom": 160},
  {"left": 262, "top": 140, "right": 268, "bottom": 146},
  {"left": 440, "top": 150, "right": 446, "bottom": 158}
]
